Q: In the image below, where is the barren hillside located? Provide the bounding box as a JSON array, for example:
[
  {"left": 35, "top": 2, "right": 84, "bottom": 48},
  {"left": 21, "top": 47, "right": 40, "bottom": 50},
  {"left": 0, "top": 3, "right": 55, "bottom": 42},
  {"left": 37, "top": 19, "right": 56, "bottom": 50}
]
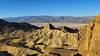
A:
[{"left": 0, "top": 15, "right": 100, "bottom": 56}]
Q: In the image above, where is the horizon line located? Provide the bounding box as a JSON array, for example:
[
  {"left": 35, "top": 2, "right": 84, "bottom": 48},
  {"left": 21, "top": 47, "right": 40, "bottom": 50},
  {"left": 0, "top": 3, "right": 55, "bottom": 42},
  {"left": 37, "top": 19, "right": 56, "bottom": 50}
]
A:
[{"left": 0, "top": 15, "right": 97, "bottom": 18}]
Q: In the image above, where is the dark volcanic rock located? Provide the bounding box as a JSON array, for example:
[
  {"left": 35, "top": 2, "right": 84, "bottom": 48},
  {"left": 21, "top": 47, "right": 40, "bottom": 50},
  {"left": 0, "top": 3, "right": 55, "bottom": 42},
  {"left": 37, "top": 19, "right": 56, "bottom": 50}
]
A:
[
  {"left": 0, "top": 19, "right": 39, "bottom": 33},
  {"left": 58, "top": 26, "right": 79, "bottom": 33}
]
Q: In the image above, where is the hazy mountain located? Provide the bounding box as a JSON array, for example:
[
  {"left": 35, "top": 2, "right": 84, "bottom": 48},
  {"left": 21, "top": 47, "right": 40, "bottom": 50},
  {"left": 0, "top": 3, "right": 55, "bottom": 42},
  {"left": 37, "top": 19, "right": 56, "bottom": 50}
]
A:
[{"left": 3, "top": 16, "right": 95, "bottom": 23}]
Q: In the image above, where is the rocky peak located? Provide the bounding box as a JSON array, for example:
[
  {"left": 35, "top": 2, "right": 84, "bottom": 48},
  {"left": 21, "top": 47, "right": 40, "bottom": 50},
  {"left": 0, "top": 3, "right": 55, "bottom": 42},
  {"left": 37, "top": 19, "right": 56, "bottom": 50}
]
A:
[{"left": 43, "top": 23, "right": 55, "bottom": 30}]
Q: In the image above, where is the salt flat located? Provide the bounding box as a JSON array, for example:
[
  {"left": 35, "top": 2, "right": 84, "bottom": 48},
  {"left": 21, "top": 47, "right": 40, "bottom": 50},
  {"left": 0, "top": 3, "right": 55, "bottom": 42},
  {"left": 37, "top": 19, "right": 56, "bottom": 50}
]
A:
[{"left": 30, "top": 23, "right": 88, "bottom": 28}]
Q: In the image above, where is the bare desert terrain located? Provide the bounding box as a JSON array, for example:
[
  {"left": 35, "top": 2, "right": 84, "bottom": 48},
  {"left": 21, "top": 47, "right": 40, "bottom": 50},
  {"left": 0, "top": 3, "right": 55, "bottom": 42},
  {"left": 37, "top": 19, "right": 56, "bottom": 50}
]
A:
[
  {"left": 30, "top": 23, "right": 88, "bottom": 27},
  {"left": 0, "top": 15, "right": 100, "bottom": 56}
]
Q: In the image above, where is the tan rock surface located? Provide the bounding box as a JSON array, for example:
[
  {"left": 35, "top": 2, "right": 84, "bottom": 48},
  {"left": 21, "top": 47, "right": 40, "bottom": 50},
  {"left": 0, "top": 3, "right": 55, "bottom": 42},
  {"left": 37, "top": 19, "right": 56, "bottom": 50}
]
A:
[
  {"left": 78, "top": 15, "right": 100, "bottom": 56},
  {"left": 0, "top": 44, "right": 39, "bottom": 56},
  {"left": 1, "top": 16, "right": 100, "bottom": 56}
]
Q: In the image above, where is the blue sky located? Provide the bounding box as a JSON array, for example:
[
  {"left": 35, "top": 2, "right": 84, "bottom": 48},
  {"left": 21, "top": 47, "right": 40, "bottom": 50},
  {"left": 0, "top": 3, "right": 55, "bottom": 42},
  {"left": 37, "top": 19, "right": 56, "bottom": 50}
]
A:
[{"left": 0, "top": 0, "right": 100, "bottom": 17}]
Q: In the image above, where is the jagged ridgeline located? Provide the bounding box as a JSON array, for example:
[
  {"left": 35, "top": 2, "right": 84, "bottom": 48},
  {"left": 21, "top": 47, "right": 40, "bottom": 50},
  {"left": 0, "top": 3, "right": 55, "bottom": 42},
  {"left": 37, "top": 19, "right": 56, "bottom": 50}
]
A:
[
  {"left": 0, "top": 15, "right": 100, "bottom": 56},
  {"left": 4, "top": 16, "right": 95, "bottom": 23}
]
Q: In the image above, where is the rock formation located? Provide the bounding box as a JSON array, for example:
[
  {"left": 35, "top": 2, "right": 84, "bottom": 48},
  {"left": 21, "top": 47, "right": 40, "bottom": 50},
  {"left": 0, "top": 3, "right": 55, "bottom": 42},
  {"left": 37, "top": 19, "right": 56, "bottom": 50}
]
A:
[
  {"left": 0, "top": 19, "right": 39, "bottom": 33},
  {"left": 78, "top": 15, "right": 100, "bottom": 56},
  {"left": 0, "top": 15, "right": 100, "bottom": 56}
]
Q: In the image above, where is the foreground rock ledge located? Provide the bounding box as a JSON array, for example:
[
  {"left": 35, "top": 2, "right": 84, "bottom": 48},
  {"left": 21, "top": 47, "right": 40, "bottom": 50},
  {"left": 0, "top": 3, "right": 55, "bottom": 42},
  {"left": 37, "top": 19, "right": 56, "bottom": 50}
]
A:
[{"left": 78, "top": 15, "right": 100, "bottom": 56}]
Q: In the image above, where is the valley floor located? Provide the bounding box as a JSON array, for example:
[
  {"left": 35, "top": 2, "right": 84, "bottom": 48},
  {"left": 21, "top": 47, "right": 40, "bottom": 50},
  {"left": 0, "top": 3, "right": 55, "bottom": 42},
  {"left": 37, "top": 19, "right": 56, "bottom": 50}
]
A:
[{"left": 30, "top": 23, "right": 88, "bottom": 27}]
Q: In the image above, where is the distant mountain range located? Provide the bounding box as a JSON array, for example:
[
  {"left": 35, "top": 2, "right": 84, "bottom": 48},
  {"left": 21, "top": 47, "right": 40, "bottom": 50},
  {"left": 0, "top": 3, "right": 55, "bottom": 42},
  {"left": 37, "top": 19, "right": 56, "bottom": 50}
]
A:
[{"left": 2, "top": 16, "right": 95, "bottom": 23}]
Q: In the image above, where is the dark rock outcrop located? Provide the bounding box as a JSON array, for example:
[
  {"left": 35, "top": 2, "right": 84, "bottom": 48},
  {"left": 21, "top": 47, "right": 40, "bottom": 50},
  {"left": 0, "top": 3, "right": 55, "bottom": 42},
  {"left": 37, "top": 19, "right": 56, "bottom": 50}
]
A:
[
  {"left": 0, "top": 19, "right": 39, "bottom": 33},
  {"left": 0, "top": 51, "right": 12, "bottom": 56}
]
